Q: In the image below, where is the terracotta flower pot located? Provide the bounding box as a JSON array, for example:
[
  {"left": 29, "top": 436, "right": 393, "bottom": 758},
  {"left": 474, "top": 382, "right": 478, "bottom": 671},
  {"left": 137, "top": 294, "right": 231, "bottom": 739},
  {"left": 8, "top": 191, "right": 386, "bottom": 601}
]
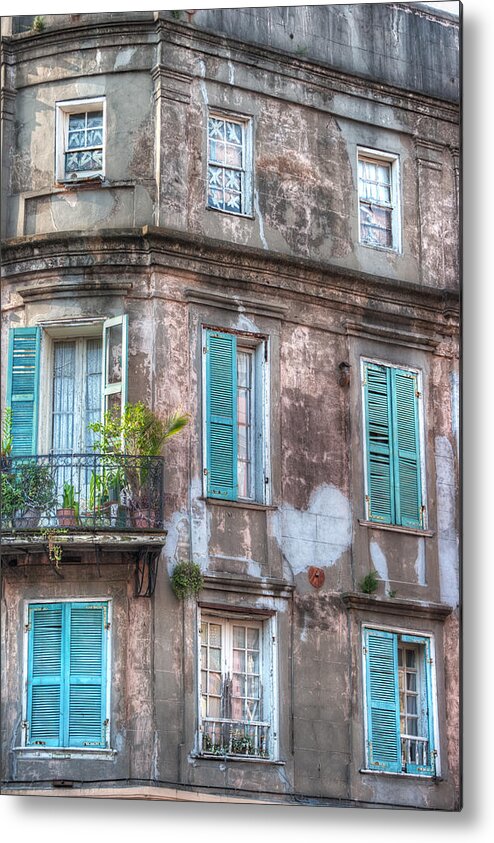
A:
[{"left": 57, "top": 507, "right": 78, "bottom": 527}]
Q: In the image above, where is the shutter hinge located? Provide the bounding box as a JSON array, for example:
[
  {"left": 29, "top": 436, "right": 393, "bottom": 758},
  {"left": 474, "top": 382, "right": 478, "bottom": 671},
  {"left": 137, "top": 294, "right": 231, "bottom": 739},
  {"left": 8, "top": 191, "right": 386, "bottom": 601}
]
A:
[
  {"left": 21, "top": 721, "right": 28, "bottom": 730},
  {"left": 203, "top": 346, "right": 208, "bottom": 354},
  {"left": 363, "top": 646, "right": 367, "bottom": 655},
  {"left": 264, "top": 344, "right": 268, "bottom": 363},
  {"left": 415, "top": 390, "right": 421, "bottom": 398},
  {"left": 427, "top": 657, "right": 433, "bottom": 665},
  {"left": 432, "top": 749, "right": 438, "bottom": 758},
  {"left": 203, "top": 468, "right": 208, "bottom": 476},
  {"left": 105, "top": 622, "right": 111, "bottom": 630},
  {"left": 103, "top": 719, "right": 109, "bottom": 727},
  {"left": 24, "top": 623, "right": 31, "bottom": 632},
  {"left": 265, "top": 476, "right": 269, "bottom": 485},
  {"left": 272, "top": 635, "right": 276, "bottom": 643}
]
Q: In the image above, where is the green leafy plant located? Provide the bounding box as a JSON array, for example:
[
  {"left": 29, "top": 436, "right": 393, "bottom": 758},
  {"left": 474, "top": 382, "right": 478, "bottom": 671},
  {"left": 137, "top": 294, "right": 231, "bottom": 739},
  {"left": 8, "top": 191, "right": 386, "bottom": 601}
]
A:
[
  {"left": 31, "top": 16, "right": 45, "bottom": 33},
  {"left": 358, "top": 570, "right": 379, "bottom": 594},
  {"left": 41, "top": 527, "right": 67, "bottom": 569},
  {"left": 170, "top": 561, "right": 204, "bottom": 600},
  {"left": 1, "top": 408, "right": 13, "bottom": 460},
  {"left": 16, "top": 461, "right": 57, "bottom": 512},
  {"left": 1, "top": 471, "right": 24, "bottom": 523},
  {"left": 62, "top": 483, "right": 79, "bottom": 515},
  {"left": 387, "top": 589, "right": 397, "bottom": 599},
  {"left": 89, "top": 402, "right": 189, "bottom": 458}
]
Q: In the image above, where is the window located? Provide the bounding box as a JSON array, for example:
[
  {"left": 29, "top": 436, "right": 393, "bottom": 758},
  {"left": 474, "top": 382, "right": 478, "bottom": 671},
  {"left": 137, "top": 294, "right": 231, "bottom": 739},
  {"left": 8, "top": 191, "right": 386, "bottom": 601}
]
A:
[
  {"left": 203, "top": 329, "right": 269, "bottom": 503},
  {"left": 362, "top": 360, "right": 424, "bottom": 529},
  {"left": 55, "top": 98, "right": 105, "bottom": 183},
  {"left": 24, "top": 601, "right": 110, "bottom": 749},
  {"left": 207, "top": 113, "right": 252, "bottom": 215},
  {"left": 198, "top": 614, "right": 276, "bottom": 759},
  {"left": 358, "top": 148, "right": 400, "bottom": 250},
  {"left": 363, "top": 628, "right": 436, "bottom": 776},
  {"left": 6, "top": 316, "right": 128, "bottom": 456}
]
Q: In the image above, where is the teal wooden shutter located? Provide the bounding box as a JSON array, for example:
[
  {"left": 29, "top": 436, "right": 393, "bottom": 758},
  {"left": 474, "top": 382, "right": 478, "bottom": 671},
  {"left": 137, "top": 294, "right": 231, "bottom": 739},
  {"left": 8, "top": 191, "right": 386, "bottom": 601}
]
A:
[
  {"left": 400, "top": 634, "right": 435, "bottom": 775},
  {"left": 392, "top": 369, "right": 422, "bottom": 528},
  {"left": 364, "top": 363, "right": 394, "bottom": 523},
  {"left": 27, "top": 604, "right": 63, "bottom": 747},
  {"left": 364, "top": 629, "right": 401, "bottom": 773},
  {"left": 206, "top": 330, "right": 238, "bottom": 500},
  {"left": 6, "top": 327, "right": 41, "bottom": 455},
  {"left": 67, "top": 603, "right": 108, "bottom": 748}
]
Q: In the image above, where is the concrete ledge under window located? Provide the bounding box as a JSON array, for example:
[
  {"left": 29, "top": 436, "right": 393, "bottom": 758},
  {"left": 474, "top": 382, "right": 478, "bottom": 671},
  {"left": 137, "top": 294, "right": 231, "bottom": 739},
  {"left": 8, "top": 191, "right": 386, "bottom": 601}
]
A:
[
  {"left": 341, "top": 592, "right": 453, "bottom": 621},
  {"left": 12, "top": 747, "right": 116, "bottom": 761},
  {"left": 191, "top": 753, "right": 285, "bottom": 766},
  {"left": 360, "top": 767, "right": 442, "bottom": 782},
  {"left": 202, "top": 497, "right": 277, "bottom": 512},
  {"left": 359, "top": 519, "right": 435, "bottom": 537}
]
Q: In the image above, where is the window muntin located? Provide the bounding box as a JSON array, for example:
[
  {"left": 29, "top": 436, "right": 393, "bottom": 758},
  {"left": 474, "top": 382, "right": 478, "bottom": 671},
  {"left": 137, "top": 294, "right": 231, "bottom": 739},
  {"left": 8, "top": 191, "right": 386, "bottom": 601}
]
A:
[
  {"left": 204, "top": 329, "right": 269, "bottom": 504},
  {"left": 358, "top": 149, "right": 400, "bottom": 251},
  {"left": 199, "top": 616, "right": 271, "bottom": 758},
  {"left": 362, "top": 359, "right": 424, "bottom": 529},
  {"left": 207, "top": 114, "right": 252, "bottom": 215},
  {"left": 24, "top": 601, "right": 110, "bottom": 750},
  {"left": 363, "top": 628, "right": 436, "bottom": 776},
  {"left": 55, "top": 98, "right": 105, "bottom": 183}
]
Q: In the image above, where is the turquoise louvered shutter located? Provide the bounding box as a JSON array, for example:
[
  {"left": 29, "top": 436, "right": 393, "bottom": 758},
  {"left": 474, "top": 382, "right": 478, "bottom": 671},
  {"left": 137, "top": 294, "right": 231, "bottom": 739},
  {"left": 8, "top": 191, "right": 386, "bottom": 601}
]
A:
[
  {"left": 364, "top": 629, "right": 401, "bottom": 773},
  {"left": 27, "top": 604, "right": 63, "bottom": 747},
  {"left": 391, "top": 369, "right": 422, "bottom": 528},
  {"left": 67, "top": 603, "right": 108, "bottom": 748},
  {"left": 400, "top": 634, "right": 435, "bottom": 775},
  {"left": 364, "top": 363, "right": 394, "bottom": 523},
  {"left": 6, "top": 327, "right": 41, "bottom": 455},
  {"left": 206, "top": 330, "right": 238, "bottom": 500}
]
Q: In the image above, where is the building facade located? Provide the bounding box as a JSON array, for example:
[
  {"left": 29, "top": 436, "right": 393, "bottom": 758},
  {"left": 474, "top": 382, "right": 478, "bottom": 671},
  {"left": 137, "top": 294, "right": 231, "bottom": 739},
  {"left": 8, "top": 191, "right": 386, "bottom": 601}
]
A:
[{"left": 0, "top": 5, "right": 460, "bottom": 809}]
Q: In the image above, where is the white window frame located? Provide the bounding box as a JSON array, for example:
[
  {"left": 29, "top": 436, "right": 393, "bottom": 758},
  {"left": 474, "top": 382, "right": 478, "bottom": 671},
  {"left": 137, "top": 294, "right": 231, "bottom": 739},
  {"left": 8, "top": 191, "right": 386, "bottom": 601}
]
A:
[
  {"left": 196, "top": 610, "right": 278, "bottom": 761},
  {"left": 357, "top": 147, "right": 401, "bottom": 253},
  {"left": 361, "top": 624, "right": 440, "bottom": 777},
  {"left": 201, "top": 328, "right": 271, "bottom": 504},
  {"left": 360, "top": 356, "right": 427, "bottom": 529},
  {"left": 55, "top": 97, "right": 106, "bottom": 184},
  {"left": 207, "top": 110, "right": 253, "bottom": 217},
  {"left": 20, "top": 597, "right": 112, "bottom": 753}
]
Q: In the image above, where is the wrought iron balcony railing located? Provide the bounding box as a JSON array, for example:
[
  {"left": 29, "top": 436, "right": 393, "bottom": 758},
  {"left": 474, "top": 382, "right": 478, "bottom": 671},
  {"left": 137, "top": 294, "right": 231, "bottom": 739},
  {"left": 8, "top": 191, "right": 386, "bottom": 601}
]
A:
[
  {"left": 1, "top": 453, "right": 165, "bottom": 532},
  {"left": 199, "top": 717, "right": 270, "bottom": 759}
]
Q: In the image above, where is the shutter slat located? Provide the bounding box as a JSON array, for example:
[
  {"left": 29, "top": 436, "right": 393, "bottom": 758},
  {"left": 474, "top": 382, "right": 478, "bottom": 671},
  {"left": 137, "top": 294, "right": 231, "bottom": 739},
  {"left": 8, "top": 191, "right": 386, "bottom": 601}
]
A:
[
  {"left": 27, "top": 605, "right": 63, "bottom": 747},
  {"left": 365, "top": 629, "right": 401, "bottom": 772},
  {"left": 392, "top": 370, "right": 422, "bottom": 528},
  {"left": 364, "top": 364, "right": 394, "bottom": 523},
  {"left": 206, "top": 331, "right": 238, "bottom": 500},
  {"left": 7, "top": 327, "right": 41, "bottom": 455},
  {"left": 68, "top": 604, "right": 106, "bottom": 748}
]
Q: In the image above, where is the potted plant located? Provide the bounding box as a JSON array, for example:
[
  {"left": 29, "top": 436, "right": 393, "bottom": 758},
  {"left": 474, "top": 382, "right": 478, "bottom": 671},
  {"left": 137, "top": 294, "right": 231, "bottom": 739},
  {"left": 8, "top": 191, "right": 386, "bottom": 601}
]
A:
[
  {"left": 1, "top": 408, "right": 13, "bottom": 471},
  {"left": 13, "top": 461, "right": 57, "bottom": 528},
  {"left": 1, "top": 470, "right": 24, "bottom": 529},
  {"left": 89, "top": 402, "right": 189, "bottom": 528},
  {"left": 57, "top": 482, "right": 79, "bottom": 527}
]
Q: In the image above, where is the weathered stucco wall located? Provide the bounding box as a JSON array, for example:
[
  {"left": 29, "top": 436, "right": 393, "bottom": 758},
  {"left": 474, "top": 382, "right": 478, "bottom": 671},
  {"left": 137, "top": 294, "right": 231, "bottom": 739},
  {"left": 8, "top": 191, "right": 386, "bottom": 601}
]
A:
[{"left": 1, "top": 4, "right": 460, "bottom": 809}]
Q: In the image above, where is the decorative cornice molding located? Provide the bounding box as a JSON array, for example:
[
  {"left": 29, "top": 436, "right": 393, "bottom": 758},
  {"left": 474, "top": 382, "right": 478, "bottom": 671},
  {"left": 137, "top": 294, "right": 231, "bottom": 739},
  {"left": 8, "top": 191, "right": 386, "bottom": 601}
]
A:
[
  {"left": 203, "top": 572, "right": 294, "bottom": 599},
  {"left": 341, "top": 592, "right": 454, "bottom": 621},
  {"left": 345, "top": 320, "right": 440, "bottom": 351},
  {"left": 18, "top": 278, "right": 133, "bottom": 302},
  {"left": 184, "top": 288, "right": 288, "bottom": 319}
]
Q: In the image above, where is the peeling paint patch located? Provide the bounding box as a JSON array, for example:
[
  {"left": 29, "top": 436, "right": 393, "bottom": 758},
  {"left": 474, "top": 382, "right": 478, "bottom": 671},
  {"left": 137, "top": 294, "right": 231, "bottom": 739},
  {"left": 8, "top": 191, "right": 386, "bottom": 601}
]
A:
[
  {"left": 370, "top": 541, "right": 390, "bottom": 592},
  {"left": 272, "top": 484, "right": 351, "bottom": 575},
  {"left": 414, "top": 538, "right": 426, "bottom": 587},
  {"left": 435, "top": 435, "right": 459, "bottom": 607},
  {"left": 114, "top": 47, "right": 137, "bottom": 69},
  {"left": 228, "top": 60, "right": 235, "bottom": 85},
  {"left": 254, "top": 189, "right": 269, "bottom": 250},
  {"left": 190, "top": 475, "right": 210, "bottom": 572},
  {"left": 164, "top": 511, "right": 190, "bottom": 575}
]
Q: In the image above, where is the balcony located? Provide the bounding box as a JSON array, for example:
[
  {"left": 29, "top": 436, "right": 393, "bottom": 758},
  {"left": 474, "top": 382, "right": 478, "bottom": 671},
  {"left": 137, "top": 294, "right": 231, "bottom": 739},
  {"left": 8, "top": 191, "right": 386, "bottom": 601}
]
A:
[
  {"left": 199, "top": 718, "right": 270, "bottom": 759},
  {"left": 1, "top": 453, "right": 165, "bottom": 533}
]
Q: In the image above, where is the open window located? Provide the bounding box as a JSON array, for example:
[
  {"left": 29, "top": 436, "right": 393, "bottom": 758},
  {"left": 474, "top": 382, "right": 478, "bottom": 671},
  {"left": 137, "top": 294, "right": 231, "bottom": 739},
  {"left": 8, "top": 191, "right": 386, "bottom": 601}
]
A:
[
  {"left": 363, "top": 628, "right": 437, "bottom": 776},
  {"left": 357, "top": 148, "right": 401, "bottom": 251},
  {"left": 198, "top": 612, "right": 277, "bottom": 759}
]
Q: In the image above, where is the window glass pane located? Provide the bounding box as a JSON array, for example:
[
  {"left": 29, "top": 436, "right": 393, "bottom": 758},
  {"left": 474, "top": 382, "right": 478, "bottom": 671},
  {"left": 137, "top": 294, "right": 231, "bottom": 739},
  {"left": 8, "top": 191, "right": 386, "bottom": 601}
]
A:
[
  {"left": 87, "top": 112, "right": 103, "bottom": 128},
  {"left": 208, "top": 696, "right": 221, "bottom": 718},
  {"left": 406, "top": 673, "right": 417, "bottom": 692},
  {"left": 406, "top": 650, "right": 416, "bottom": 668},
  {"left": 226, "top": 122, "right": 242, "bottom": 145},
  {"left": 200, "top": 623, "right": 207, "bottom": 645},
  {"left": 232, "top": 673, "right": 244, "bottom": 696},
  {"left": 209, "top": 624, "right": 221, "bottom": 648},
  {"left": 106, "top": 323, "right": 123, "bottom": 385},
  {"left": 233, "top": 626, "right": 245, "bottom": 648},
  {"left": 233, "top": 649, "right": 245, "bottom": 673},
  {"left": 68, "top": 115, "right": 85, "bottom": 131},
  {"left": 209, "top": 647, "right": 221, "bottom": 671},
  {"left": 247, "top": 650, "right": 259, "bottom": 674},
  {"left": 85, "top": 338, "right": 102, "bottom": 450},
  {"left": 247, "top": 628, "right": 259, "bottom": 649},
  {"left": 52, "top": 342, "right": 76, "bottom": 452},
  {"left": 247, "top": 675, "right": 259, "bottom": 697},
  {"left": 208, "top": 672, "right": 222, "bottom": 696}
]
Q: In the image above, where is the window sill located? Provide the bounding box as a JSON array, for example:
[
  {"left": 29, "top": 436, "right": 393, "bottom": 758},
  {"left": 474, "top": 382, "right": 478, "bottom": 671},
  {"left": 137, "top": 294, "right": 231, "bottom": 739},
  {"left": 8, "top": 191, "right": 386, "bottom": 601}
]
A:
[
  {"left": 359, "top": 242, "right": 401, "bottom": 255},
  {"left": 359, "top": 520, "right": 434, "bottom": 538},
  {"left": 191, "top": 752, "right": 284, "bottom": 766},
  {"left": 360, "top": 768, "right": 441, "bottom": 781},
  {"left": 206, "top": 205, "right": 255, "bottom": 220},
  {"left": 55, "top": 175, "right": 105, "bottom": 189},
  {"left": 13, "top": 747, "right": 116, "bottom": 761},
  {"left": 201, "top": 497, "right": 277, "bottom": 512}
]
